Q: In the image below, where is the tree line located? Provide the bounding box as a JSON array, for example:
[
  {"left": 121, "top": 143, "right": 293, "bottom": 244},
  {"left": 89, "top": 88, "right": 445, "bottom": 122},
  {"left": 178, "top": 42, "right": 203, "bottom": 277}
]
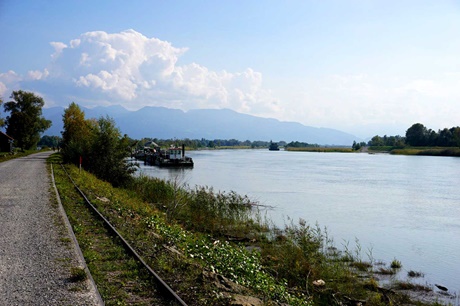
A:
[
  {"left": 0, "top": 91, "right": 135, "bottom": 186},
  {"left": 367, "top": 123, "right": 460, "bottom": 147},
  {"left": 134, "top": 138, "right": 291, "bottom": 149}
]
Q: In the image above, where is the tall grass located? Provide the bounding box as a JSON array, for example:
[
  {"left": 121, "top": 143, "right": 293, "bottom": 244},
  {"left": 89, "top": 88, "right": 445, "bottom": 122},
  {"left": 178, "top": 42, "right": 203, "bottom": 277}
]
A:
[{"left": 128, "top": 175, "right": 255, "bottom": 237}]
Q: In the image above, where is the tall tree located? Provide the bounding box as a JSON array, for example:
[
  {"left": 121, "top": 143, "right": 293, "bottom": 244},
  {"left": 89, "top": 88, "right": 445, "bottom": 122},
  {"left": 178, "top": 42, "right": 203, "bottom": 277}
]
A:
[
  {"left": 61, "top": 102, "right": 91, "bottom": 164},
  {"left": 3, "top": 90, "right": 51, "bottom": 150},
  {"left": 405, "top": 123, "right": 428, "bottom": 146}
]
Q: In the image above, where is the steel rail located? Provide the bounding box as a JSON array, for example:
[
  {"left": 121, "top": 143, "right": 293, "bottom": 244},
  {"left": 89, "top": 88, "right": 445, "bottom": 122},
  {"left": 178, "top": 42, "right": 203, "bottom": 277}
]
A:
[{"left": 60, "top": 164, "right": 188, "bottom": 306}]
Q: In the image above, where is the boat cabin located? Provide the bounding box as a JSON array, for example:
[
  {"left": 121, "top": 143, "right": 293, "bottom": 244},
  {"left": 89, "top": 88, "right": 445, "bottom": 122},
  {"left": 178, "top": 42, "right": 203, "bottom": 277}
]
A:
[{"left": 168, "top": 147, "right": 184, "bottom": 160}]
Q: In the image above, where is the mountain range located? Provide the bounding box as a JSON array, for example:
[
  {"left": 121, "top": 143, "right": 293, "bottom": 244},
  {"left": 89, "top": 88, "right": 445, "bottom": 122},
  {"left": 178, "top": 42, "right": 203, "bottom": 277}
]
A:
[{"left": 41, "top": 105, "right": 359, "bottom": 145}]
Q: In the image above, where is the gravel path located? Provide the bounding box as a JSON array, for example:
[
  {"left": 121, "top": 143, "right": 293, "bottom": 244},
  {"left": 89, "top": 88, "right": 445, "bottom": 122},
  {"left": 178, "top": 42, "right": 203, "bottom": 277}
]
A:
[{"left": 0, "top": 151, "right": 102, "bottom": 305}]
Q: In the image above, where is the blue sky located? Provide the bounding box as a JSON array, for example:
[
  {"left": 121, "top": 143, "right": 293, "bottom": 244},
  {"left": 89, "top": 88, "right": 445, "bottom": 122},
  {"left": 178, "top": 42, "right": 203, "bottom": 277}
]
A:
[{"left": 1, "top": 0, "right": 459, "bottom": 138}]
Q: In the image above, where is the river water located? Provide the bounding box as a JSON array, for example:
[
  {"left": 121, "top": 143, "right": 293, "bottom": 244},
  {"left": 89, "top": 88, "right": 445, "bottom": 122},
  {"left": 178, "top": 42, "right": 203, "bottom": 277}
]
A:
[{"left": 136, "top": 149, "right": 460, "bottom": 293}]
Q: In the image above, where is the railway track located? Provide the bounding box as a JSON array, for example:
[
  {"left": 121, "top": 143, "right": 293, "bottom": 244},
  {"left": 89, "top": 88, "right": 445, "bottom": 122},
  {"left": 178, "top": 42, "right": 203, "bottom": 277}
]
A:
[{"left": 55, "top": 164, "right": 188, "bottom": 306}]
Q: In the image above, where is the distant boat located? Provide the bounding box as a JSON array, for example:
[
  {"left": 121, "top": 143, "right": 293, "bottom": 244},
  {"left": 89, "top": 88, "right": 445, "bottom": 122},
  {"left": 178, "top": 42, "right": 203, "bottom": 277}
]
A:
[{"left": 269, "top": 141, "right": 280, "bottom": 151}]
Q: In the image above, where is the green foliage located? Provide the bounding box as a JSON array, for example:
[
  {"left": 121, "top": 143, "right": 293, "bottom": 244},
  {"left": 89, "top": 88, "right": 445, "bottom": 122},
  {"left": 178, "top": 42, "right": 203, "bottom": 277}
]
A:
[
  {"left": 390, "top": 258, "right": 402, "bottom": 269},
  {"left": 38, "top": 135, "right": 62, "bottom": 148},
  {"left": 69, "top": 267, "right": 87, "bottom": 282},
  {"left": 406, "top": 123, "right": 429, "bottom": 146},
  {"left": 368, "top": 135, "right": 405, "bottom": 147},
  {"left": 61, "top": 103, "right": 136, "bottom": 186},
  {"left": 352, "top": 140, "right": 367, "bottom": 151},
  {"left": 134, "top": 137, "right": 285, "bottom": 150},
  {"left": 370, "top": 123, "right": 460, "bottom": 149},
  {"left": 3, "top": 90, "right": 51, "bottom": 150},
  {"left": 184, "top": 186, "right": 253, "bottom": 235},
  {"left": 285, "top": 141, "right": 318, "bottom": 148},
  {"left": 61, "top": 102, "right": 91, "bottom": 165},
  {"left": 86, "top": 116, "right": 136, "bottom": 186}
]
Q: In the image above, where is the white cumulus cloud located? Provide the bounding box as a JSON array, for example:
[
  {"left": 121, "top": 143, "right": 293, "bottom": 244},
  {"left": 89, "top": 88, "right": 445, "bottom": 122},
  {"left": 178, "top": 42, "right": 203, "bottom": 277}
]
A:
[
  {"left": 50, "top": 42, "right": 68, "bottom": 59},
  {"left": 3, "top": 29, "right": 279, "bottom": 116},
  {"left": 27, "top": 69, "right": 49, "bottom": 80}
]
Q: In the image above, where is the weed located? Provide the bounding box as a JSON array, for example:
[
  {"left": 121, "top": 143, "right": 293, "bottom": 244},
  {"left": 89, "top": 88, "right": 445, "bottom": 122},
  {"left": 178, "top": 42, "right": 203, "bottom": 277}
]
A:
[
  {"left": 350, "top": 261, "right": 372, "bottom": 272},
  {"left": 375, "top": 267, "right": 396, "bottom": 275},
  {"left": 393, "top": 281, "right": 432, "bottom": 292},
  {"left": 408, "top": 270, "right": 424, "bottom": 278},
  {"left": 60, "top": 237, "right": 71, "bottom": 244},
  {"left": 70, "top": 267, "right": 87, "bottom": 282},
  {"left": 390, "top": 258, "right": 402, "bottom": 269}
]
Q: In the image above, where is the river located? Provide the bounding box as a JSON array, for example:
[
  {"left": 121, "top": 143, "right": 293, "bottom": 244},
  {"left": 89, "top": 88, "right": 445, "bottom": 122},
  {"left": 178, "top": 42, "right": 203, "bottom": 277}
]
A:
[{"left": 136, "top": 149, "right": 460, "bottom": 293}]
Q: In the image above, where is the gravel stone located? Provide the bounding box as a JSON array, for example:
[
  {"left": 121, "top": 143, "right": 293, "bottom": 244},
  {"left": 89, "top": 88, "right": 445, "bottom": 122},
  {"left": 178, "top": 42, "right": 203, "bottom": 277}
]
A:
[{"left": 0, "top": 151, "right": 102, "bottom": 305}]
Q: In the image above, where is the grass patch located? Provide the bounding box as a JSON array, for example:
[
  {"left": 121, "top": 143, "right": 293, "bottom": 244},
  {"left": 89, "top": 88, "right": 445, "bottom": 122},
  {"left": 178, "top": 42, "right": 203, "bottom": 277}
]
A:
[
  {"left": 70, "top": 267, "right": 87, "bottom": 282},
  {"left": 60, "top": 237, "right": 72, "bottom": 244},
  {"left": 350, "top": 261, "right": 373, "bottom": 272},
  {"left": 390, "top": 147, "right": 460, "bottom": 157}
]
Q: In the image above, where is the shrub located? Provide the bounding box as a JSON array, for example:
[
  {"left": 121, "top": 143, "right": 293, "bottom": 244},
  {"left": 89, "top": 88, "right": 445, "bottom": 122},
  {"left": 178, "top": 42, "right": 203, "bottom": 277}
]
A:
[{"left": 390, "top": 258, "right": 402, "bottom": 269}]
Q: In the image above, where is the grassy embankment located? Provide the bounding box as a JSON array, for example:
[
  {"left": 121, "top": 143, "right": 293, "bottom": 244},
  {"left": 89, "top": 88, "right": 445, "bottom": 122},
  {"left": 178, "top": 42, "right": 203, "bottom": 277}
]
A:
[
  {"left": 369, "top": 146, "right": 460, "bottom": 156},
  {"left": 49, "top": 153, "right": 445, "bottom": 306},
  {"left": 285, "top": 147, "right": 353, "bottom": 153}
]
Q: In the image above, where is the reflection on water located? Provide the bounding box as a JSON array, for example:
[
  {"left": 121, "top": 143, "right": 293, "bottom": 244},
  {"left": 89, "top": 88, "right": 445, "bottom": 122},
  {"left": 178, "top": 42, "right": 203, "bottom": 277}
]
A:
[{"left": 137, "top": 150, "right": 460, "bottom": 293}]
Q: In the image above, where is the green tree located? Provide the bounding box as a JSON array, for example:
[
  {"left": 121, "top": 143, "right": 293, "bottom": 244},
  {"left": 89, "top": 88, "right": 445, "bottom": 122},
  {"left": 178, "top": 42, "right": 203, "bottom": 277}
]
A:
[
  {"left": 405, "top": 123, "right": 428, "bottom": 146},
  {"left": 3, "top": 90, "right": 51, "bottom": 150},
  {"left": 452, "top": 127, "right": 460, "bottom": 147},
  {"left": 61, "top": 102, "right": 91, "bottom": 164},
  {"left": 38, "top": 135, "right": 62, "bottom": 148},
  {"left": 352, "top": 141, "right": 366, "bottom": 150},
  {"left": 368, "top": 135, "right": 383, "bottom": 146},
  {"left": 86, "top": 116, "right": 136, "bottom": 186}
]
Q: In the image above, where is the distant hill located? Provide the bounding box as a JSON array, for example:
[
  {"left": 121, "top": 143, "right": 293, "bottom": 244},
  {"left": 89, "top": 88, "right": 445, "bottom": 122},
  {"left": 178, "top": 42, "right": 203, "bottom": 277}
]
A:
[{"left": 42, "top": 105, "right": 359, "bottom": 145}]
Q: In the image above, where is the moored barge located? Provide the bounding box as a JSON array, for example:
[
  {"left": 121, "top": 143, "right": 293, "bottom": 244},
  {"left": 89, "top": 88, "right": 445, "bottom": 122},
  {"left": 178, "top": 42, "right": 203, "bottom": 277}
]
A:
[{"left": 134, "top": 144, "right": 193, "bottom": 168}]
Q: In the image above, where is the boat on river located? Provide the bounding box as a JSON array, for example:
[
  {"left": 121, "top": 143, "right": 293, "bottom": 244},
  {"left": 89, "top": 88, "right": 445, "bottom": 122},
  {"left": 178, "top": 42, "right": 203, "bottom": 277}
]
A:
[
  {"left": 133, "top": 143, "right": 194, "bottom": 168},
  {"left": 268, "top": 141, "right": 280, "bottom": 151}
]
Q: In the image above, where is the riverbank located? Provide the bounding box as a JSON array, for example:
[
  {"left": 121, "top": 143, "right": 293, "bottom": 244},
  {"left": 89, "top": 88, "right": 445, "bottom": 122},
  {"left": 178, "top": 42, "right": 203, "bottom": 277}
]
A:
[
  {"left": 285, "top": 147, "right": 353, "bottom": 153},
  {"left": 390, "top": 147, "right": 460, "bottom": 157},
  {"left": 52, "top": 153, "right": 454, "bottom": 305},
  {"left": 368, "top": 146, "right": 460, "bottom": 156}
]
